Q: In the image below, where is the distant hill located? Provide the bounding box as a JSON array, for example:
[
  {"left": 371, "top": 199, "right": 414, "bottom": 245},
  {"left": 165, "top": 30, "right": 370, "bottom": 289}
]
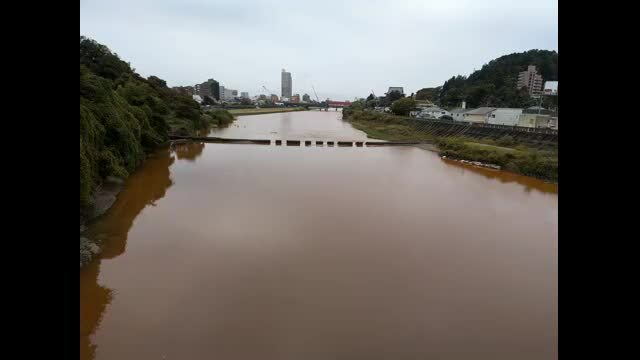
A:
[{"left": 416, "top": 49, "right": 558, "bottom": 109}]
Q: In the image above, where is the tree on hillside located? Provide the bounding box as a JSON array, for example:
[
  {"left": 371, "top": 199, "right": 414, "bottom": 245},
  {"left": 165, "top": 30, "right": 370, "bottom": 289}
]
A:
[
  {"left": 80, "top": 36, "right": 133, "bottom": 81},
  {"left": 415, "top": 87, "right": 442, "bottom": 102},
  {"left": 147, "top": 76, "right": 167, "bottom": 89},
  {"left": 430, "top": 50, "right": 558, "bottom": 108},
  {"left": 366, "top": 93, "right": 375, "bottom": 101},
  {"left": 390, "top": 97, "right": 416, "bottom": 116}
]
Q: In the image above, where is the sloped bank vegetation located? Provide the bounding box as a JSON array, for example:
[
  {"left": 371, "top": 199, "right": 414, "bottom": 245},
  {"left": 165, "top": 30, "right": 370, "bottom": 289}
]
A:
[
  {"left": 80, "top": 36, "right": 233, "bottom": 211},
  {"left": 80, "top": 36, "right": 234, "bottom": 266}
]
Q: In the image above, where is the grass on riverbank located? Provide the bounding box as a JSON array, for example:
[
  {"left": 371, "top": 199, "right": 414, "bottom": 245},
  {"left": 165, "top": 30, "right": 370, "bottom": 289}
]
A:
[
  {"left": 345, "top": 110, "right": 558, "bottom": 182},
  {"left": 437, "top": 137, "right": 557, "bottom": 181},
  {"left": 227, "top": 107, "right": 307, "bottom": 116}
]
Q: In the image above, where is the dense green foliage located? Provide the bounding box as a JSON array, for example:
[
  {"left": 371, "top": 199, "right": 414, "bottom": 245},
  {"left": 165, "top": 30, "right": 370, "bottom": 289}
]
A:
[
  {"left": 415, "top": 87, "right": 441, "bottom": 102},
  {"left": 390, "top": 97, "right": 416, "bottom": 116},
  {"left": 80, "top": 36, "right": 233, "bottom": 208},
  {"left": 208, "top": 109, "right": 235, "bottom": 127},
  {"left": 416, "top": 49, "right": 558, "bottom": 109}
]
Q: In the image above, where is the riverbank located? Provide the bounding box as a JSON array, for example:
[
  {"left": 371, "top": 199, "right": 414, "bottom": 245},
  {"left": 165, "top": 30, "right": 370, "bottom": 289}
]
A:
[
  {"left": 227, "top": 107, "right": 307, "bottom": 116},
  {"left": 80, "top": 137, "right": 214, "bottom": 268},
  {"left": 80, "top": 176, "right": 124, "bottom": 267},
  {"left": 345, "top": 110, "right": 557, "bottom": 182}
]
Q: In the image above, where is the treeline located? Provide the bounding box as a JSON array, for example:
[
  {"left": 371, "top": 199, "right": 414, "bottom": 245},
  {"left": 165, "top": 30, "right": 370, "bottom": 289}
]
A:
[
  {"left": 416, "top": 49, "right": 558, "bottom": 109},
  {"left": 80, "top": 36, "right": 232, "bottom": 208}
]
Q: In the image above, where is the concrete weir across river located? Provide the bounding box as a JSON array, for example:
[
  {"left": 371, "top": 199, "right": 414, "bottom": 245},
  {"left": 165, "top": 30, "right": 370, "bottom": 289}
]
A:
[
  {"left": 168, "top": 134, "right": 419, "bottom": 147},
  {"left": 81, "top": 110, "right": 557, "bottom": 360}
]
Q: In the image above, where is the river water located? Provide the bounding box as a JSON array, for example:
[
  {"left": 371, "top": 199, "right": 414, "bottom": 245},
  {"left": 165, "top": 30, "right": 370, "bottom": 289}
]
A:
[{"left": 80, "top": 110, "right": 557, "bottom": 360}]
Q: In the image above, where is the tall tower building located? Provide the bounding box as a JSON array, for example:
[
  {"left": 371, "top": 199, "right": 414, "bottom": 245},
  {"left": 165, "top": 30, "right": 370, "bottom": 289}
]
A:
[{"left": 281, "top": 69, "right": 292, "bottom": 98}]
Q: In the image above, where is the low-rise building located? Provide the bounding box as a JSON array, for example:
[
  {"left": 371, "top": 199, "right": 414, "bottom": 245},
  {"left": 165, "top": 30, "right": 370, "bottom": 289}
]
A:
[
  {"left": 450, "top": 108, "right": 468, "bottom": 122},
  {"left": 291, "top": 94, "right": 300, "bottom": 103},
  {"left": 219, "top": 86, "right": 238, "bottom": 101},
  {"left": 418, "top": 107, "right": 451, "bottom": 119},
  {"left": 488, "top": 108, "right": 523, "bottom": 126},
  {"left": 518, "top": 113, "right": 552, "bottom": 128},
  {"left": 462, "top": 107, "right": 496, "bottom": 123},
  {"left": 240, "top": 92, "right": 249, "bottom": 99}
]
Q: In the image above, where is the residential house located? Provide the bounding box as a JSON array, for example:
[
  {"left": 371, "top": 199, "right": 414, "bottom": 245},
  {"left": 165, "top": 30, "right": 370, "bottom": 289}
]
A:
[
  {"left": 462, "top": 107, "right": 496, "bottom": 123},
  {"left": 418, "top": 107, "right": 451, "bottom": 119},
  {"left": 450, "top": 108, "right": 468, "bottom": 122}
]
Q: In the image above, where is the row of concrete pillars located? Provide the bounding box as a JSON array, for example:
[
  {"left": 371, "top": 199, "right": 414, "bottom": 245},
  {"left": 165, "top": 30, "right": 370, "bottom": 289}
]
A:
[{"left": 273, "top": 140, "right": 365, "bottom": 147}]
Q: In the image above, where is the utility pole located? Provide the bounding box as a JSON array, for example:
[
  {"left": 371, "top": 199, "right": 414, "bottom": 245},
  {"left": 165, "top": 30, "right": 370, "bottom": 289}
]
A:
[{"left": 537, "top": 93, "right": 544, "bottom": 114}]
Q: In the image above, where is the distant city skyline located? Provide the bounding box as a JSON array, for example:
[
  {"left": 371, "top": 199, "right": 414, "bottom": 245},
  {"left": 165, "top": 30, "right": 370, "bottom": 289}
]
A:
[{"left": 81, "top": 0, "right": 557, "bottom": 101}]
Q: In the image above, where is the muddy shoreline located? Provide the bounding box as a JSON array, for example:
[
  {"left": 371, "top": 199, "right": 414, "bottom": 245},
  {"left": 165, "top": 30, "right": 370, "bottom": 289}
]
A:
[{"left": 80, "top": 176, "right": 123, "bottom": 267}]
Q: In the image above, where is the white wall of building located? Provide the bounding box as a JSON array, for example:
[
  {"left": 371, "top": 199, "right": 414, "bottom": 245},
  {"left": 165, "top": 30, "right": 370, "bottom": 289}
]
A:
[
  {"left": 518, "top": 114, "right": 551, "bottom": 128},
  {"left": 451, "top": 110, "right": 466, "bottom": 122},
  {"left": 220, "top": 86, "right": 237, "bottom": 101},
  {"left": 488, "top": 108, "right": 523, "bottom": 126},
  {"left": 421, "top": 108, "right": 451, "bottom": 119},
  {"left": 464, "top": 113, "right": 491, "bottom": 123}
]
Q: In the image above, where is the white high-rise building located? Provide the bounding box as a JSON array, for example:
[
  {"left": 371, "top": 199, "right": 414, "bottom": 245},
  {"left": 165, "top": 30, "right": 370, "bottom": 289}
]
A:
[{"left": 281, "top": 69, "right": 292, "bottom": 98}]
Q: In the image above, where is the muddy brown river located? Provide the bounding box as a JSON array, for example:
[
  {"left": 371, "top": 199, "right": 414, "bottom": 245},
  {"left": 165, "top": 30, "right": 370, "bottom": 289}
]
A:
[{"left": 80, "top": 110, "right": 557, "bottom": 360}]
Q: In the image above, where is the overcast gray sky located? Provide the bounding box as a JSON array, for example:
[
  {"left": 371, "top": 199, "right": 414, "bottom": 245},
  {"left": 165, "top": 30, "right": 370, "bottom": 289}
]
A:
[{"left": 80, "top": 0, "right": 557, "bottom": 101}]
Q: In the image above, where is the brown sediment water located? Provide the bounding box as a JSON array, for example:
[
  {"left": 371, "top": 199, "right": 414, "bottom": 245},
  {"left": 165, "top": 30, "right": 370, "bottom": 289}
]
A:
[{"left": 81, "top": 110, "right": 557, "bottom": 360}]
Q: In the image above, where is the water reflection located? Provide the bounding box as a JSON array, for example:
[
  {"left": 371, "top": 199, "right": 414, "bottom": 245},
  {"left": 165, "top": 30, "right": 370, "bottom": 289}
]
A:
[
  {"left": 172, "top": 142, "right": 205, "bottom": 162},
  {"left": 208, "top": 110, "right": 371, "bottom": 140},
  {"left": 80, "top": 148, "right": 176, "bottom": 360},
  {"left": 80, "top": 111, "right": 557, "bottom": 359},
  {"left": 441, "top": 158, "right": 558, "bottom": 194}
]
